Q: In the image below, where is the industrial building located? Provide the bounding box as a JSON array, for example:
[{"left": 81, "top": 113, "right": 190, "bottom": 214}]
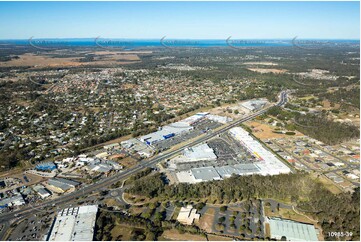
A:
[
  {"left": 267, "top": 217, "right": 318, "bottom": 241},
  {"left": 181, "top": 112, "right": 208, "bottom": 125},
  {"left": 47, "top": 205, "right": 98, "bottom": 241},
  {"left": 33, "top": 184, "right": 52, "bottom": 199},
  {"left": 47, "top": 178, "right": 80, "bottom": 193},
  {"left": 140, "top": 122, "right": 193, "bottom": 145},
  {"left": 35, "top": 162, "right": 57, "bottom": 171},
  {"left": 215, "top": 163, "right": 261, "bottom": 178},
  {"left": 140, "top": 113, "right": 212, "bottom": 145},
  {"left": 183, "top": 143, "right": 217, "bottom": 162},
  {"left": 176, "top": 205, "right": 200, "bottom": 225},
  {"left": 175, "top": 167, "right": 222, "bottom": 183},
  {"left": 175, "top": 170, "right": 198, "bottom": 184},
  {"left": 229, "top": 127, "right": 291, "bottom": 175},
  {"left": 87, "top": 160, "right": 122, "bottom": 173},
  {"left": 206, "top": 114, "right": 233, "bottom": 124},
  {"left": 191, "top": 166, "right": 222, "bottom": 182},
  {"left": 121, "top": 138, "right": 153, "bottom": 157},
  {"left": 175, "top": 163, "right": 262, "bottom": 183},
  {"left": 0, "top": 194, "right": 25, "bottom": 208}
]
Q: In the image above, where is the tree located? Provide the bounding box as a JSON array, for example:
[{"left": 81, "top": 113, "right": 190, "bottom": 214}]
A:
[
  {"left": 220, "top": 206, "right": 228, "bottom": 212},
  {"left": 218, "top": 216, "right": 226, "bottom": 223}
]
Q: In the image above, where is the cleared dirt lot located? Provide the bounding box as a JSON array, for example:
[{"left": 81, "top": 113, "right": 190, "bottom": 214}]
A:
[
  {"left": 197, "top": 208, "right": 216, "bottom": 233},
  {"left": 245, "top": 120, "right": 304, "bottom": 139},
  {"left": 247, "top": 68, "right": 287, "bottom": 74}
]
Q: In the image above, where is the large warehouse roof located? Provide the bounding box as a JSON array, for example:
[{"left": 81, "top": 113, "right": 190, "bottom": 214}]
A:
[
  {"left": 183, "top": 143, "right": 217, "bottom": 161},
  {"left": 268, "top": 217, "right": 318, "bottom": 241},
  {"left": 182, "top": 113, "right": 207, "bottom": 125},
  {"left": 48, "top": 205, "right": 98, "bottom": 241},
  {"left": 175, "top": 170, "right": 198, "bottom": 184},
  {"left": 215, "top": 163, "right": 261, "bottom": 178},
  {"left": 140, "top": 122, "right": 192, "bottom": 144},
  {"left": 48, "top": 178, "right": 80, "bottom": 192},
  {"left": 191, "top": 166, "right": 221, "bottom": 181},
  {"left": 229, "top": 127, "right": 291, "bottom": 175}
]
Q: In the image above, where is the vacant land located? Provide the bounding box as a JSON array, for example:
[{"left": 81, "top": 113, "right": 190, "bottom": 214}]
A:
[
  {"left": 197, "top": 208, "right": 216, "bottom": 233},
  {"left": 110, "top": 224, "right": 146, "bottom": 241},
  {"left": 245, "top": 120, "right": 304, "bottom": 139},
  {"left": 247, "top": 68, "right": 287, "bottom": 74},
  {"left": 116, "top": 157, "right": 138, "bottom": 169},
  {"left": 160, "top": 229, "right": 206, "bottom": 241},
  {"left": 0, "top": 52, "right": 141, "bottom": 68},
  {"left": 313, "top": 174, "right": 342, "bottom": 194}
]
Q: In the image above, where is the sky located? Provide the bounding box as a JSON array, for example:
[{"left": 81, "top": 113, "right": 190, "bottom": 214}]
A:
[{"left": 0, "top": 1, "right": 359, "bottom": 39}]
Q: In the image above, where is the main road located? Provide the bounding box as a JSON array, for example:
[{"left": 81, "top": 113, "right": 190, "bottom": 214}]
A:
[{"left": 0, "top": 91, "right": 289, "bottom": 225}]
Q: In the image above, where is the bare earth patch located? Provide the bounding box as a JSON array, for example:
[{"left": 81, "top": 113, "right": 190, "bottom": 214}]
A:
[
  {"left": 247, "top": 68, "right": 287, "bottom": 74},
  {"left": 198, "top": 208, "right": 216, "bottom": 233},
  {"left": 245, "top": 120, "right": 304, "bottom": 139}
]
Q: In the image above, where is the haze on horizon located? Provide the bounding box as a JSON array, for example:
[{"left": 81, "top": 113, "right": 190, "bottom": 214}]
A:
[{"left": 0, "top": 1, "right": 359, "bottom": 40}]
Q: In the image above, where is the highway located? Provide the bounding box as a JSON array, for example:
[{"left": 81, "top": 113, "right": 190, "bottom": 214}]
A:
[{"left": 0, "top": 91, "right": 288, "bottom": 227}]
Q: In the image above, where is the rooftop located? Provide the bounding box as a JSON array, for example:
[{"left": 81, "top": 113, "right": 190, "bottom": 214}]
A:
[
  {"left": 268, "top": 217, "right": 318, "bottom": 241},
  {"left": 176, "top": 205, "right": 200, "bottom": 225},
  {"left": 191, "top": 166, "right": 221, "bottom": 181},
  {"left": 183, "top": 143, "right": 217, "bottom": 161},
  {"left": 48, "top": 205, "right": 98, "bottom": 241},
  {"left": 230, "top": 127, "right": 291, "bottom": 176}
]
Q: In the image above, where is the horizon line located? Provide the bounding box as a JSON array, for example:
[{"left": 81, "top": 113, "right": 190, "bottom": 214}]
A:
[{"left": 0, "top": 38, "right": 360, "bottom": 41}]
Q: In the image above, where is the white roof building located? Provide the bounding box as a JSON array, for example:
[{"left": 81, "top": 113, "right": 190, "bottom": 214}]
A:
[
  {"left": 206, "top": 114, "right": 233, "bottom": 124},
  {"left": 48, "top": 205, "right": 98, "bottom": 241},
  {"left": 191, "top": 166, "right": 222, "bottom": 181},
  {"left": 229, "top": 127, "right": 291, "bottom": 176},
  {"left": 0, "top": 194, "right": 25, "bottom": 207},
  {"left": 268, "top": 217, "right": 318, "bottom": 241},
  {"left": 140, "top": 123, "right": 193, "bottom": 145},
  {"left": 175, "top": 170, "right": 198, "bottom": 184},
  {"left": 176, "top": 205, "right": 200, "bottom": 225},
  {"left": 181, "top": 113, "right": 208, "bottom": 125},
  {"left": 33, "top": 184, "right": 52, "bottom": 199},
  {"left": 183, "top": 143, "right": 217, "bottom": 162}
]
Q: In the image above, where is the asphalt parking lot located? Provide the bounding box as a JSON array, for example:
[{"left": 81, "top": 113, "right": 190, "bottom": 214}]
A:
[{"left": 8, "top": 213, "right": 54, "bottom": 241}]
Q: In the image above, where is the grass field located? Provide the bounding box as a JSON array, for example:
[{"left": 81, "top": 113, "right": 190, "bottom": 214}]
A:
[
  {"left": 264, "top": 206, "right": 316, "bottom": 225},
  {"left": 245, "top": 120, "right": 304, "bottom": 139},
  {"left": 313, "top": 174, "right": 342, "bottom": 194},
  {"left": 159, "top": 229, "right": 206, "bottom": 241}
]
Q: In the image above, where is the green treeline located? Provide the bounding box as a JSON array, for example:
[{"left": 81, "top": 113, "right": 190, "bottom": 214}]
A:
[
  {"left": 267, "top": 106, "right": 360, "bottom": 145},
  {"left": 319, "top": 87, "right": 360, "bottom": 109},
  {"left": 95, "top": 209, "right": 204, "bottom": 241},
  {"left": 294, "top": 113, "right": 359, "bottom": 145},
  {"left": 126, "top": 173, "right": 360, "bottom": 241}
]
